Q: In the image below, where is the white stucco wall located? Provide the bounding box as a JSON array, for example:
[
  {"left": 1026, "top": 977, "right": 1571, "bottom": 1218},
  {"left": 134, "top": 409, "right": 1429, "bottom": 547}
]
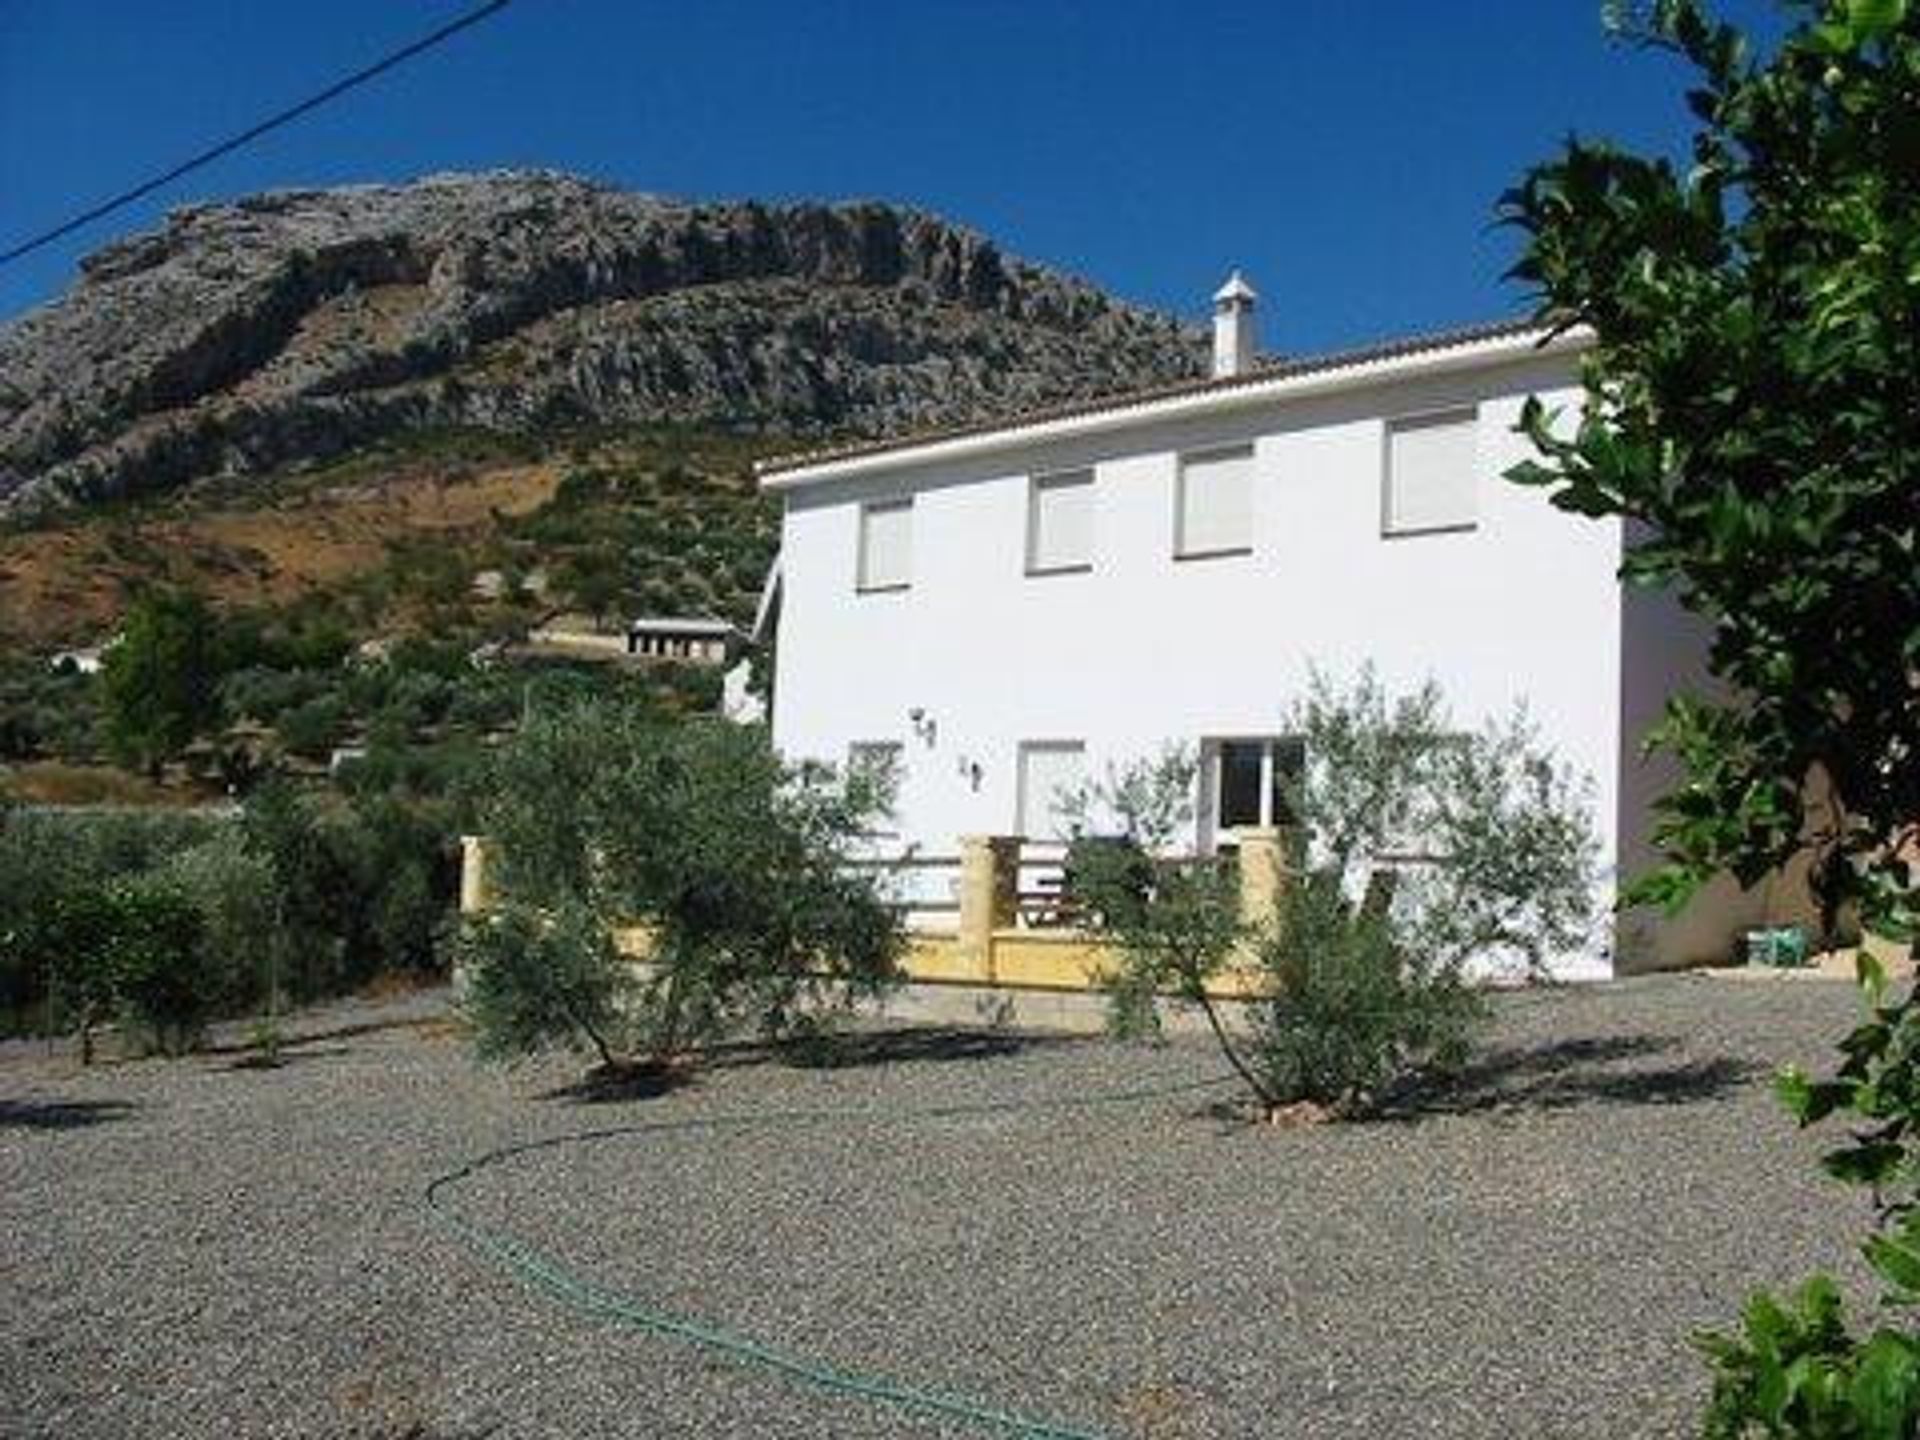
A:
[{"left": 772, "top": 350, "right": 1629, "bottom": 972}]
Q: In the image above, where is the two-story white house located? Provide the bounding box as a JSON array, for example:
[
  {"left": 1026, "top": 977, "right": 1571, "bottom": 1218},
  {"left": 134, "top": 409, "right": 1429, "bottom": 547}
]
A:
[{"left": 756, "top": 277, "right": 1768, "bottom": 977}]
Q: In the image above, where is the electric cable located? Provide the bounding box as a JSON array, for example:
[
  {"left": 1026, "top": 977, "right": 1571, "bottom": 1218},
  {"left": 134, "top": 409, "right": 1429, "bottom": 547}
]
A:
[
  {"left": 0, "top": 0, "right": 514, "bottom": 267},
  {"left": 425, "top": 1069, "right": 1238, "bottom": 1438}
]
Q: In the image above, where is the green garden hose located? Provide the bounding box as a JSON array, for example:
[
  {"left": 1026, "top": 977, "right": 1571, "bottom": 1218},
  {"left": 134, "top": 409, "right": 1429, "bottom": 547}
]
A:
[{"left": 425, "top": 1071, "right": 1236, "bottom": 1438}]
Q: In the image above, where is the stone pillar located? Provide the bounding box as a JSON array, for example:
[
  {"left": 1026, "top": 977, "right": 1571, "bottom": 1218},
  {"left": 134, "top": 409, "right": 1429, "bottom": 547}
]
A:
[
  {"left": 1235, "top": 827, "right": 1287, "bottom": 932},
  {"left": 957, "top": 835, "right": 1020, "bottom": 981},
  {"left": 459, "top": 835, "right": 494, "bottom": 916}
]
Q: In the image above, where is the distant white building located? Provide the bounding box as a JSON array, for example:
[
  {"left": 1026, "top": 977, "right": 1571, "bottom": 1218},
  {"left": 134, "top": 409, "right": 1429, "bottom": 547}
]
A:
[
  {"left": 625, "top": 616, "right": 738, "bottom": 665},
  {"left": 48, "top": 646, "right": 106, "bottom": 676},
  {"left": 756, "top": 277, "right": 1770, "bottom": 977}
]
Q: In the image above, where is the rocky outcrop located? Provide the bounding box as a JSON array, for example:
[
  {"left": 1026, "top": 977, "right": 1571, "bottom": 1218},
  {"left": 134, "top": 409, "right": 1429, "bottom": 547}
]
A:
[{"left": 0, "top": 172, "right": 1202, "bottom": 510}]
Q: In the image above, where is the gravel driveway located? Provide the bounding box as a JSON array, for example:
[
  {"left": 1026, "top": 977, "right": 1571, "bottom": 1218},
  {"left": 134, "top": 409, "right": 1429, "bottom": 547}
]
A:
[{"left": 0, "top": 974, "right": 1881, "bottom": 1438}]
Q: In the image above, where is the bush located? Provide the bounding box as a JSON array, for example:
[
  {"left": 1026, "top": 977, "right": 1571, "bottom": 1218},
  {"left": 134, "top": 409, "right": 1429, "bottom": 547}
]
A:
[
  {"left": 242, "top": 781, "right": 454, "bottom": 1000},
  {"left": 153, "top": 829, "right": 277, "bottom": 1014},
  {"left": 1250, "top": 870, "right": 1483, "bottom": 1110},
  {"left": 456, "top": 702, "right": 903, "bottom": 1072},
  {"left": 0, "top": 807, "right": 227, "bottom": 1023},
  {"left": 461, "top": 900, "right": 635, "bottom": 1067},
  {"left": 275, "top": 695, "right": 347, "bottom": 759},
  {"left": 44, "top": 880, "right": 210, "bottom": 1060},
  {"left": 110, "top": 880, "right": 214, "bottom": 1057},
  {"left": 1065, "top": 667, "right": 1597, "bottom": 1119}
]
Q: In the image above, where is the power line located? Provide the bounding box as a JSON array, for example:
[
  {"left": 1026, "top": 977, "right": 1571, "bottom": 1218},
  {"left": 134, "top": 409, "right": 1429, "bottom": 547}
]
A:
[{"left": 0, "top": 0, "right": 514, "bottom": 268}]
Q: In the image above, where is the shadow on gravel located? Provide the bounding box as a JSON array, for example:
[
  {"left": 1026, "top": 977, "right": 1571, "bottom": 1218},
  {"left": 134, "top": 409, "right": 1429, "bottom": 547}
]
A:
[
  {"left": 535, "top": 1026, "right": 1083, "bottom": 1105},
  {"left": 222, "top": 1045, "right": 351, "bottom": 1072},
  {"left": 759, "top": 1025, "right": 1086, "bottom": 1072},
  {"left": 1377, "top": 1033, "right": 1767, "bottom": 1121},
  {"left": 0, "top": 1097, "right": 137, "bottom": 1130},
  {"left": 199, "top": 1014, "right": 452, "bottom": 1060},
  {"left": 541, "top": 1061, "right": 694, "bottom": 1105}
]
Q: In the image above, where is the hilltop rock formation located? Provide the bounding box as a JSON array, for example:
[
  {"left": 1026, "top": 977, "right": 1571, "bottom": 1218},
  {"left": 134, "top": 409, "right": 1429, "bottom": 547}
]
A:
[{"left": 0, "top": 172, "right": 1203, "bottom": 511}]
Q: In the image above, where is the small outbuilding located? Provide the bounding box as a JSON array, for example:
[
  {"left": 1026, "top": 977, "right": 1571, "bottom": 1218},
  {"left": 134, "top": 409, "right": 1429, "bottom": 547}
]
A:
[{"left": 625, "top": 617, "right": 739, "bottom": 666}]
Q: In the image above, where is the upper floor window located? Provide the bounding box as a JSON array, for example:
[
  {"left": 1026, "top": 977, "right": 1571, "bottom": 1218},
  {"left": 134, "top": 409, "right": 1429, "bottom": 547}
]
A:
[
  {"left": 857, "top": 497, "right": 913, "bottom": 591},
  {"left": 1383, "top": 410, "right": 1478, "bottom": 537},
  {"left": 1176, "top": 446, "right": 1254, "bottom": 559},
  {"left": 1026, "top": 469, "right": 1094, "bottom": 575}
]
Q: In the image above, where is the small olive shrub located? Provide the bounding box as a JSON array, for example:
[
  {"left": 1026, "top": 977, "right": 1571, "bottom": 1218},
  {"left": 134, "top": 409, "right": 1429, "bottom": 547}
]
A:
[
  {"left": 455, "top": 701, "right": 903, "bottom": 1073},
  {"left": 1063, "top": 667, "right": 1598, "bottom": 1118}
]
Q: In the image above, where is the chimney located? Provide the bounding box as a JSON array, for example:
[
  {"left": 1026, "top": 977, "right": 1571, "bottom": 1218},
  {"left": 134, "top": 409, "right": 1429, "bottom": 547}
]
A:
[{"left": 1211, "top": 270, "right": 1257, "bottom": 379}]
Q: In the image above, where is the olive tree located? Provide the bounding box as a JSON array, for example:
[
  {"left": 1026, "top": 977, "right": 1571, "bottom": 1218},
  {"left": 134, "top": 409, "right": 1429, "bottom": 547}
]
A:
[
  {"left": 456, "top": 700, "right": 903, "bottom": 1073},
  {"left": 1065, "top": 668, "right": 1599, "bottom": 1118}
]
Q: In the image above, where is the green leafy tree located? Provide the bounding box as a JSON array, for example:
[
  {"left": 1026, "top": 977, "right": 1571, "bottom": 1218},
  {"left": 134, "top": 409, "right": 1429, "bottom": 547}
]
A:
[
  {"left": 1502, "top": 0, "right": 1917, "bottom": 941},
  {"left": 108, "top": 880, "right": 214, "bottom": 1057},
  {"left": 1503, "top": 2, "right": 1920, "bottom": 1430},
  {"left": 101, "top": 589, "right": 223, "bottom": 776},
  {"left": 1064, "top": 669, "right": 1598, "bottom": 1118},
  {"left": 456, "top": 701, "right": 903, "bottom": 1073},
  {"left": 46, "top": 880, "right": 208, "bottom": 1061}
]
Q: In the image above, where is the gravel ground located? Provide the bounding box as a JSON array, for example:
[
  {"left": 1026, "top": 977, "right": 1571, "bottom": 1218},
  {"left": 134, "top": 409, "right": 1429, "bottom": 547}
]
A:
[{"left": 0, "top": 973, "right": 1883, "bottom": 1439}]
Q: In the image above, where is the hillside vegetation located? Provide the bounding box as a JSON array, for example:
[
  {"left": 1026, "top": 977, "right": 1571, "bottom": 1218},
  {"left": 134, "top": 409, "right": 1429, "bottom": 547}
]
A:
[{"left": 0, "top": 424, "right": 776, "bottom": 651}]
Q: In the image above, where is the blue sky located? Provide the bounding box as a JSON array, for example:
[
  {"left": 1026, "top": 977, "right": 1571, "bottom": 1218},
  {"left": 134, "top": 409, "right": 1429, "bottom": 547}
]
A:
[{"left": 0, "top": 1, "right": 1782, "bottom": 351}]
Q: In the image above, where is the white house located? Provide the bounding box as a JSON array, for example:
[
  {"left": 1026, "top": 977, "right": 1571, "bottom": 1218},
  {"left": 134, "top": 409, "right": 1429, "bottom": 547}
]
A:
[{"left": 757, "top": 277, "right": 1769, "bottom": 977}]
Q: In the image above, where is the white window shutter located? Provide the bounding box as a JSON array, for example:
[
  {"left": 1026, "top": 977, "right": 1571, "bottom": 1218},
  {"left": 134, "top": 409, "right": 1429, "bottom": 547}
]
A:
[
  {"left": 1178, "top": 448, "right": 1253, "bottom": 556},
  {"left": 1028, "top": 471, "right": 1093, "bottom": 572},
  {"left": 1385, "top": 412, "right": 1477, "bottom": 534},
  {"left": 859, "top": 498, "right": 913, "bottom": 589},
  {"left": 1017, "top": 742, "right": 1086, "bottom": 839}
]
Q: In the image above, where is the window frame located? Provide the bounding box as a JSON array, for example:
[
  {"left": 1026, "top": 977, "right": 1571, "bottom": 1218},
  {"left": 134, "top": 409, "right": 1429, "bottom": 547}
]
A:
[
  {"left": 1015, "top": 739, "right": 1087, "bottom": 841},
  {"left": 856, "top": 496, "right": 914, "bottom": 593},
  {"left": 1025, "top": 468, "right": 1096, "bottom": 577},
  {"left": 1380, "top": 406, "right": 1480, "bottom": 540},
  {"left": 1199, "top": 735, "right": 1304, "bottom": 851},
  {"left": 1174, "top": 444, "right": 1256, "bottom": 561}
]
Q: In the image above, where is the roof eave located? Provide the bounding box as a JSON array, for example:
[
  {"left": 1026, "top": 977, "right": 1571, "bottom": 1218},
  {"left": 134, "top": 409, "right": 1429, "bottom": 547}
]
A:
[{"left": 758, "top": 324, "right": 1590, "bottom": 493}]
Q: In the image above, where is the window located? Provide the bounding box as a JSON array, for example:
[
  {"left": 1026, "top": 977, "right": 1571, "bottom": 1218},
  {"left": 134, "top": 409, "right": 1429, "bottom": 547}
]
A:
[
  {"left": 1176, "top": 446, "right": 1254, "bottom": 558},
  {"left": 846, "top": 741, "right": 904, "bottom": 831},
  {"left": 857, "top": 498, "right": 913, "bottom": 591},
  {"left": 1016, "top": 741, "right": 1085, "bottom": 840},
  {"left": 1026, "top": 469, "right": 1094, "bottom": 574},
  {"left": 1384, "top": 410, "right": 1478, "bottom": 536},
  {"left": 1202, "top": 737, "right": 1303, "bottom": 847}
]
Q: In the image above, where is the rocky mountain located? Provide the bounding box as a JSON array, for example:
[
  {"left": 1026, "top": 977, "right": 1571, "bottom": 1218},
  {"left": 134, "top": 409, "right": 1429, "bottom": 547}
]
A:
[{"left": 0, "top": 171, "right": 1202, "bottom": 512}]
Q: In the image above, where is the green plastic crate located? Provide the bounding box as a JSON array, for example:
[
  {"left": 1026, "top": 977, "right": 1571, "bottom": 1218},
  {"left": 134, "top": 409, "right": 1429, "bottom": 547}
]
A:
[{"left": 1745, "top": 926, "right": 1810, "bottom": 969}]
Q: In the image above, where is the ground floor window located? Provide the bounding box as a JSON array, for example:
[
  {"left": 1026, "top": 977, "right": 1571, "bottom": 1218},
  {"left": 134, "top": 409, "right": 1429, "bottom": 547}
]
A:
[
  {"left": 1200, "top": 736, "right": 1302, "bottom": 850},
  {"left": 1016, "top": 741, "right": 1086, "bottom": 840}
]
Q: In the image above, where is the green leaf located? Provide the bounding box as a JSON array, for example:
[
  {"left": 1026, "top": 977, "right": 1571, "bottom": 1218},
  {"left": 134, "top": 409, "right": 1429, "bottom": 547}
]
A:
[
  {"left": 1778, "top": 1066, "right": 1858, "bottom": 1125},
  {"left": 1848, "top": 1331, "right": 1920, "bottom": 1440},
  {"left": 1864, "top": 1233, "right": 1920, "bottom": 1296},
  {"left": 1824, "top": 1140, "right": 1907, "bottom": 1187},
  {"left": 1859, "top": 950, "right": 1890, "bottom": 1006},
  {"left": 1846, "top": 0, "right": 1908, "bottom": 39}
]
